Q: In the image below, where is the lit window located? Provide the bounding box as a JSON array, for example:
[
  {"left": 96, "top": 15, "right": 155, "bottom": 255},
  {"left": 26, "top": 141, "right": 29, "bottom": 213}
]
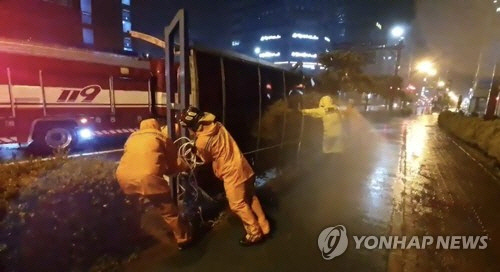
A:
[
  {"left": 122, "top": 0, "right": 130, "bottom": 5},
  {"left": 231, "top": 40, "right": 240, "bottom": 46},
  {"left": 81, "top": 12, "right": 92, "bottom": 25},
  {"left": 259, "top": 51, "right": 280, "bottom": 58},
  {"left": 82, "top": 28, "right": 94, "bottom": 45},
  {"left": 292, "top": 33, "right": 319, "bottom": 40},
  {"left": 80, "top": 0, "right": 91, "bottom": 13},
  {"left": 122, "top": 20, "right": 132, "bottom": 33},
  {"left": 124, "top": 37, "right": 133, "bottom": 51},
  {"left": 122, "top": 9, "right": 131, "bottom": 21},
  {"left": 291, "top": 52, "right": 317, "bottom": 58},
  {"left": 260, "top": 35, "right": 281, "bottom": 41},
  {"left": 340, "top": 28, "right": 346, "bottom": 37}
]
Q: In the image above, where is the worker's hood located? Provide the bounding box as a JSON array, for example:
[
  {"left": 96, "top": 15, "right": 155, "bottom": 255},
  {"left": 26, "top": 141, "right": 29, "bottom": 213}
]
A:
[
  {"left": 199, "top": 112, "right": 216, "bottom": 123},
  {"left": 139, "top": 119, "right": 160, "bottom": 131},
  {"left": 197, "top": 113, "right": 219, "bottom": 136},
  {"left": 319, "top": 96, "right": 335, "bottom": 109}
]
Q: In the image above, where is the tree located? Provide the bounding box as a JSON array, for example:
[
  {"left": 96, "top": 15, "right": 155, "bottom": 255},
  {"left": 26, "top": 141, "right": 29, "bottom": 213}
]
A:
[
  {"left": 317, "top": 50, "right": 372, "bottom": 93},
  {"left": 371, "top": 75, "right": 404, "bottom": 110}
]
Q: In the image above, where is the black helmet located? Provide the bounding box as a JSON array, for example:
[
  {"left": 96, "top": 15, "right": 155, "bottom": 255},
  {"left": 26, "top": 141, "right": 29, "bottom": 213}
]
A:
[{"left": 179, "top": 106, "right": 204, "bottom": 130}]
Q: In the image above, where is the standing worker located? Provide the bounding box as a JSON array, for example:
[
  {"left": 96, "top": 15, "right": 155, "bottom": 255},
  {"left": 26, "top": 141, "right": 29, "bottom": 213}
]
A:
[
  {"left": 301, "top": 95, "right": 344, "bottom": 154},
  {"left": 179, "top": 106, "right": 270, "bottom": 246},
  {"left": 116, "top": 118, "right": 191, "bottom": 250}
]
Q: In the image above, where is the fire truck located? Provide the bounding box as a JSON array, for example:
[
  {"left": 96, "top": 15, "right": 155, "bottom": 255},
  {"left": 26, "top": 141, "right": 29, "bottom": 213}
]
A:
[
  {"left": 0, "top": 17, "right": 305, "bottom": 156},
  {"left": 0, "top": 38, "right": 154, "bottom": 151}
]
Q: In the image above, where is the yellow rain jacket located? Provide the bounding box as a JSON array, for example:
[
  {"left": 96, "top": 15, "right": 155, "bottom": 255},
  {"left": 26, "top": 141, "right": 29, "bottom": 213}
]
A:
[
  {"left": 116, "top": 119, "right": 179, "bottom": 195},
  {"left": 194, "top": 113, "right": 254, "bottom": 186},
  {"left": 302, "top": 95, "right": 344, "bottom": 153},
  {"left": 192, "top": 113, "right": 269, "bottom": 239}
]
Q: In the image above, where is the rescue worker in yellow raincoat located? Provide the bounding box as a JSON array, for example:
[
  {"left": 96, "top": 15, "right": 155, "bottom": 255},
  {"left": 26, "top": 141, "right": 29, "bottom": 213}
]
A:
[
  {"left": 179, "top": 106, "right": 271, "bottom": 246},
  {"left": 116, "top": 118, "right": 191, "bottom": 249},
  {"left": 301, "top": 95, "right": 344, "bottom": 154}
]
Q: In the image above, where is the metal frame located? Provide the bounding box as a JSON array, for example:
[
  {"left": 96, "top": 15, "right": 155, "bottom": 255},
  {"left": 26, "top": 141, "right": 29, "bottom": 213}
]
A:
[
  {"left": 220, "top": 57, "right": 227, "bottom": 125},
  {"left": 147, "top": 77, "right": 153, "bottom": 114},
  {"left": 0, "top": 38, "right": 149, "bottom": 69},
  {"left": 108, "top": 76, "right": 116, "bottom": 114},
  {"left": 165, "top": 9, "right": 191, "bottom": 140},
  {"left": 256, "top": 66, "right": 263, "bottom": 160},
  {"left": 6, "top": 68, "right": 15, "bottom": 118},
  {"left": 165, "top": 9, "right": 190, "bottom": 140},
  {"left": 164, "top": 9, "right": 191, "bottom": 205},
  {"left": 280, "top": 71, "right": 287, "bottom": 149},
  {"left": 159, "top": 9, "right": 306, "bottom": 176},
  {"left": 189, "top": 49, "right": 199, "bottom": 108},
  {"left": 38, "top": 70, "right": 47, "bottom": 116}
]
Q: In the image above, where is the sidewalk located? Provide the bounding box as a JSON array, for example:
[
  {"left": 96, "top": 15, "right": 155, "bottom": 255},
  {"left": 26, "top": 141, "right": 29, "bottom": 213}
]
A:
[{"left": 389, "top": 115, "right": 500, "bottom": 271}]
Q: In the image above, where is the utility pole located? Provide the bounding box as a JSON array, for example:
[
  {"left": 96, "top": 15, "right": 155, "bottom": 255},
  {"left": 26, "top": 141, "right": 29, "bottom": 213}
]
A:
[
  {"left": 394, "top": 41, "right": 403, "bottom": 77},
  {"left": 485, "top": 63, "right": 500, "bottom": 120},
  {"left": 389, "top": 40, "right": 404, "bottom": 111}
]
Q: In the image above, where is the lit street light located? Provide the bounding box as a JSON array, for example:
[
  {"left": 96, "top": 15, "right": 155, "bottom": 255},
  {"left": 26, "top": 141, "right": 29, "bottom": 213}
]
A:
[
  {"left": 437, "top": 80, "right": 446, "bottom": 88},
  {"left": 427, "top": 68, "right": 437, "bottom": 77},
  {"left": 391, "top": 26, "right": 405, "bottom": 38},
  {"left": 448, "top": 91, "right": 459, "bottom": 103},
  {"left": 254, "top": 47, "right": 261, "bottom": 55},
  {"left": 416, "top": 60, "right": 437, "bottom": 77}
]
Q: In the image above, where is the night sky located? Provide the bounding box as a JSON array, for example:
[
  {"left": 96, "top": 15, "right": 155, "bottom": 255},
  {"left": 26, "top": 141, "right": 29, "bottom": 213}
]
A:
[
  {"left": 132, "top": 0, "right": 414, "bottom": 55},
  {"left": 132, "top": 0, "right": 232, "bottom": 55}
]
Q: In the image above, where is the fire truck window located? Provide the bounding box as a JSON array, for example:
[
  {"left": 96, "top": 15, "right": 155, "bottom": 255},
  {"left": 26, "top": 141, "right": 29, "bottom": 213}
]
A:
[
  {"left": 80, "top": 0, "right": 91, "bottom": 13},
  {"left": 82, "top": 28, "right": 94, "bottom": 45}
]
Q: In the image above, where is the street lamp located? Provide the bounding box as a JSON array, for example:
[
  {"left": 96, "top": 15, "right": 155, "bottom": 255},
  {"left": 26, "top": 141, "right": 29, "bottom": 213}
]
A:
[
  {"left": 391, "top": 26, "right": 405, "bottom": 38},
  {"left": 254, "top": 47, "right": 261, "bottom": 55},
  {"left": 416, "top": 60, "right": 437, "bottom": 77},
  {"left": 437, "top": 80, "right": 446, "bottom": 88}
]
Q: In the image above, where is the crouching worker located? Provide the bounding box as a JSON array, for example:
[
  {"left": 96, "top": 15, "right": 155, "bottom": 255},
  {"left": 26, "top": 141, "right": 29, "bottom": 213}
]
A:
[
  {"left": 116, "top": 118, "right": 191, "bottom": 250},
  {"left": 180, "top": 106, "right": 270, "bottom": 246}
]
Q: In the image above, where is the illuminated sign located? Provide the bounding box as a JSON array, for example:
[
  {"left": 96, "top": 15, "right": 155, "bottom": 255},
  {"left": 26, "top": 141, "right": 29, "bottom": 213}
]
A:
[
  {"left": 291, "top": 52, "right": 317, "bottom": 58},
  {"left": 292, "top": 33, "right": 319, "bottom": 40},
  {"left": 260, "top": 35, "right": 281, "bottom": 41},
  {"left": 259, "top": 51, "right": 280, "bottom": 58}
]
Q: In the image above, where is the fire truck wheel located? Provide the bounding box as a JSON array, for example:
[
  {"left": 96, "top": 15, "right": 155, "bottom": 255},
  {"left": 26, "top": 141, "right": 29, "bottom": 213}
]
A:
[
  {"left": 32, "top": 124, "right": 77, "bottom": 152},
  {"left": 44, "top": 127, "right": 74, "bottom": 149}
]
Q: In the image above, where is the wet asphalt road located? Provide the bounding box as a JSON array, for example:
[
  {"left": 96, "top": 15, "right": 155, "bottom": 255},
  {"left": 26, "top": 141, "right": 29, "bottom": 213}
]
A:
[
  {"left": 122, "top": 113, "right": 500, "bottom": 271},
  {"left": 6, "top": 113, "right": 498, "bottom": 270}
]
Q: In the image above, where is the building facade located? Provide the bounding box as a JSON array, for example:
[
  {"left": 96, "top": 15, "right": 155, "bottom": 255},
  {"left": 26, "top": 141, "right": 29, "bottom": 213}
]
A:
[
  {"left": 0, "top": 0, "right": 133, "bottom": 53},
  {"left": 230, "top": 0, "right": 406, "bottom": 70},
  {"left": 229, "top": 0, "right": 343, "bottom": 71},
  {"left": 228, "top": 0, "right": 412, "bottom": 72}
]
